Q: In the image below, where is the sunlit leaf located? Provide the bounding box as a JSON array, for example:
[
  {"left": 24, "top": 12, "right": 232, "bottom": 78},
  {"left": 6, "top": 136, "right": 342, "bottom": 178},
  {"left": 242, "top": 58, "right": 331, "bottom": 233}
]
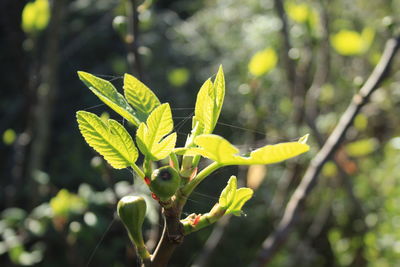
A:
[
  {"left": 22, "top": 0, "right": 50, "bottom": 34},
  {"left": 213, "top": 65, "right": 225, "bottom": 124},
  {"left": 78, "top": 71, "right": 140, "bottom": 126},
  {"left": 218, "top": 176, "right": 253, "bottom": 216},
  {"left": 136, "top": 103, "right": 177, "bottom": 160},
  {"left": 186, "top": 135, "right": 239, "bottom": 163},
  {"left": 123, "top": 73, "right": 161, "bottom": 122},
  {"left": 186, "top": 134, "right": 309, "bottom": 165},
  {"left": 219, "top": 176, "right": 237, "bottom": 208},
  {"left": 226, "top": 188, "right": 253, "bottom": 216},
  {"left": 248, "top": 48, "right": 278, "bottom": 77},
  {"left": 77, "top": 111, "right": 138, "bottom": 169},
  {"left": 193, "top": 66, "right": 225, "bottom": 135}
]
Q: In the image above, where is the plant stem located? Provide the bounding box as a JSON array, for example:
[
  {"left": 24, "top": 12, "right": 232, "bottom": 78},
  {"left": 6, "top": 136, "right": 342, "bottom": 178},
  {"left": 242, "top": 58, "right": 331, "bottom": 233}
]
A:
[
  {"left": 131, "top": 163, "right": 145, "bottom": 179},
  {"left": 181, "top": 204, "right": 226, "bottom": 235},
  {"left": 143, "top": 158, "right": 152, "bottom": 177},
  {"left": 180, "top": 162, "right": 222, "bottom": 201},
  {"left": 147, "top": 162, "right": 222, "bottom": 265},
  {"left": 150, "top": 207, "right": 184, "bottom": 266},
  {"left": 126, "top": 0, "right": 143, "bottom": 79}
]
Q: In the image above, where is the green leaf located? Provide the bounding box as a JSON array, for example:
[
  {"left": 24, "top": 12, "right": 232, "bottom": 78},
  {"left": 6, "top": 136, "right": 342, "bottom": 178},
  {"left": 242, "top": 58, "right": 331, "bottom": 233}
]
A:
[
  {"left": 186, "top": 134, "right": 309, "bottom": 165},
  {"left": 77, "top": 71, "right": 140, "bottom": 126},
  {"left": 50, "top": 189, "right": 86, "bottom": 218},
  {"left": 226, "top": 188, "right": 254, "bottom": 216},
  {"left": 219, "top": 176, "right": 237, "bottom": 208},
  {"left": 123, "top": 73, "right": 161, "bottom": 122},
  {"left": 186, "top": 135, "right": 238, "bottom": 163},
  {"left": 218, "top": 176, "right": 253, "bottom": 216},
  {"left": 247, "top": 139, "right": 309, "bottom": 165},
  {"left": 136, "top": 103, "right": 177, "bottom": 160},
  {"left": 77, "top": 111, "right": 138, "bottom": 169},
  {"left": 193, "top": 65, "right": 225, "bottom": 135},
  {"left": 213, "top": 65, "right": 225, "bottom": 120},
  {"left": 193, "top": 79, "right": 214, "bottom": 134}
]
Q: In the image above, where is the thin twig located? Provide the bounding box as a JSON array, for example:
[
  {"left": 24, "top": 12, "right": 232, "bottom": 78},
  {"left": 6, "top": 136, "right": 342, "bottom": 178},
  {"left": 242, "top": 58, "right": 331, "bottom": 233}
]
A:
[
  {"left": 126, "top": 0, "right": 143, "bottom": 79},
  {"left": 252, "top": 36, "right": 400, "bottom": 266},
  {"left": 149, "top": 205, "right": 184, "bottom": 267},
  {"left": 273, "top": 0, "right": 296, "bottom": 92},
  {"left": 190, "top": 164, "right": 249, "bottom": 267}
]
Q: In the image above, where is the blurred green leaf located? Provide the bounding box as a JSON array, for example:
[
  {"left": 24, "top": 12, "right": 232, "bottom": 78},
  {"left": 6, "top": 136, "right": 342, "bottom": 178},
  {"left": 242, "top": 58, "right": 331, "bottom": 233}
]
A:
[
  {"left": 50, "top": 189, "right": 86, "bottom": 218},
  {"left": 286, "top": 2, "right": 310, "bottom": 23},
  {"left": 1, "top": 208, "right": 27, "bottom": 226},
  {"left": 322, "top": 161, "right": 338, "bottom": 177},
  {"left": 2, "top": 129, "right": 16, "bottom": 146},
  {"left": 354, "top": 114, "right": 368, "bottom": 131},
  {"left": 345, "top": 138, "right": 378, "bottom": 157},
  {"left": 331, "top": 28, "right": 374, "bottom": 56},
  {"left": 22, "top": 0, "right": 50, "bottom": 34},
  {"left": 167, "top": 68, "right": 190, "bottom": 87},
  {"left": 248, "top": 48, "right": 278, "bottom": 77}
]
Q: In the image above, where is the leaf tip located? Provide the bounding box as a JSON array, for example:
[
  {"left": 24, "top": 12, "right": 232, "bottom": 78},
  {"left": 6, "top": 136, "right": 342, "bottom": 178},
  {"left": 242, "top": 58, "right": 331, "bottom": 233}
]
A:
[
  {"left": 298, "top": 134, "right": 309, "bottom": 144},
  {"left": 76, "top": 110, "right": 88, "bottom": 120},
  {"left": 77, "top": 70, "right": 88, "bottom": 79},
  {"left": 123, "top": 73, "right": 134, "bottom": 83}
]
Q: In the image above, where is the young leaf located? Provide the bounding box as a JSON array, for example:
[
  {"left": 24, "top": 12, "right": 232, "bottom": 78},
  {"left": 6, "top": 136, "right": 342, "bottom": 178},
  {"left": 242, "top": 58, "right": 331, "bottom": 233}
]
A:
[
  {"left": 218, "top": 176, "right": 254, "bottom": 216},
  {"left": 186, "top": 134, "right": 310, "bottom": 165},
  {"left": 248, "top": 141, "right": 310, "bottom": 165},
  {"left": 185, "top": 134, "right": 239, "bottom": 163},
  {"left": 193, "top": 79, "right": 214, "bottom": 134},
  {"left": 77, "top": 71, "right": 140, "bottom": 126},
  {"left": 219, "top": 176, "right": 237, "bottom": 209},
  {"left": 193, "top": 66, "right": 225, "bottom": 135},
  {"left": 123, "top": 74, "right": 161, "bottom": 122},
  {"left": 226, "top": 188, "right": 254, "bottom": 216},
  {"left": 213, "top": 65, "right": 225, "bottom": 122},
  {"left": 77, "top": 111, "right": 138, "bottom": 169},
  {"left": 136, "top": 103, "right": 177, "bottom": 160}
]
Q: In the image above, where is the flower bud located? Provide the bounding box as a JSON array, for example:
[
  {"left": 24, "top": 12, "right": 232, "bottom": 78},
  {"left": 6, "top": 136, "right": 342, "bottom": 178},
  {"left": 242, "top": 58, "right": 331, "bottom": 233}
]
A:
[{"left": 150, "top": 166, "right": 181, "bottom": 201}]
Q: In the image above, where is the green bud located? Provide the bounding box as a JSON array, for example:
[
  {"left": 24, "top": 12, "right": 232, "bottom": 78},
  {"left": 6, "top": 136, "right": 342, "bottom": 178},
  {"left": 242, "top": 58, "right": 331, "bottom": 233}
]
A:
[
  {"left": 117, "top": 196, "right": 150, "bottom": 259},
  {"left": 150, "top": 166, "right": 181, "bottom": 201}
]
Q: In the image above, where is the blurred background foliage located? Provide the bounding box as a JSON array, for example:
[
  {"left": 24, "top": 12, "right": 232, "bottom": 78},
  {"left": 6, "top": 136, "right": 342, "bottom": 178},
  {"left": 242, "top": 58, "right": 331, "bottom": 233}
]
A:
[{"left": 1, "top": 0, "right": 400, "bottom": 266}]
